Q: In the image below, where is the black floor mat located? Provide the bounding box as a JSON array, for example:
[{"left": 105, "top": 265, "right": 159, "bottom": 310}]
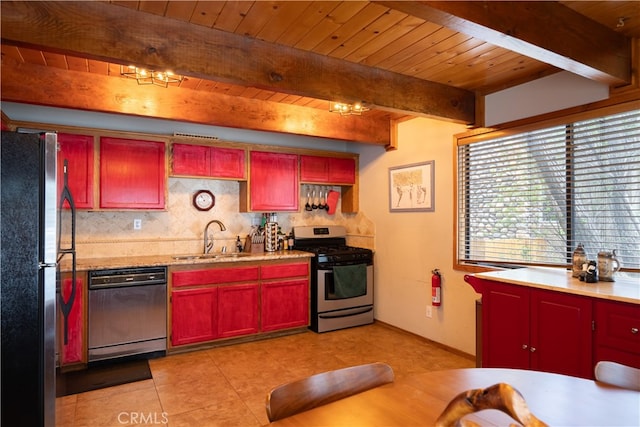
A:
[{"left": 56, "top": 359, "right": 152, "bottom": 397}]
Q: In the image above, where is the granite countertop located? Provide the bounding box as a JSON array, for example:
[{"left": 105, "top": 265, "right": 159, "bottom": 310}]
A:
[
  {"left": 59, "top": 250, "right": 314, "bottom": 272},
  {"left": 473, "top": 267, "right": 640, "bottom": 304}
]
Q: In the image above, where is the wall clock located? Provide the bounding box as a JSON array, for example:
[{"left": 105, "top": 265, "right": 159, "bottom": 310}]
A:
[{"left": 193, "top": 190, "right": 215, "bottom": 211}]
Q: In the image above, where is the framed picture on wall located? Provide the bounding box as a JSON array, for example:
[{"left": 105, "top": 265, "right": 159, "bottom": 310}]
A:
[{"left": 388, "top": 160, "right": 435, "bottom": 212}]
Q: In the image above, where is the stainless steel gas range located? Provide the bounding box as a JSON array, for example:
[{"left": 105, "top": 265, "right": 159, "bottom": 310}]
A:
[{"left": 292, "top": 225, "right": 374, "bottom": 333}]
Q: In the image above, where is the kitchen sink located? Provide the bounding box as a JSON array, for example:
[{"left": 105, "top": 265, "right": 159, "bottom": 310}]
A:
[{"left": 172, "top": 252, "right": 252, "bottom": 260}]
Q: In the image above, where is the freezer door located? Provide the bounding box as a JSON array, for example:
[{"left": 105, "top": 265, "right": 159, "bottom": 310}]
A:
[{"left": 1, "top": 131, "right": 56, "bottom": 426}]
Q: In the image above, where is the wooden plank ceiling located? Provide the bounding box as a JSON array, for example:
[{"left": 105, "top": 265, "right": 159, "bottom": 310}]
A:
[{"left": 1, "top": 1, "right": 637, "bottom": 146}]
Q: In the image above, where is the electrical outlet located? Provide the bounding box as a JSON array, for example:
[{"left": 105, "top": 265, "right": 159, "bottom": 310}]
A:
[
  {"left": 426, "top": 306, "right": 433, "bottom": 318},
  {"left": 134, "top": 219, "right": 142, "bottom": 230}
]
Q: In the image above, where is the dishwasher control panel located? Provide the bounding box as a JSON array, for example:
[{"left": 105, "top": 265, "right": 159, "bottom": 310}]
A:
[{"left": 88, "top": 266, "right": 167, "bottom": 288}]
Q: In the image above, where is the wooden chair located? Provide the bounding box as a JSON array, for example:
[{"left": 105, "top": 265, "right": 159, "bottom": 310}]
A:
[
  {"left": 265, "top": 362, "right": 394, "bottom": 422},
  {"left": 435, "top": 382, "right": 548, "bottom": 427},
  {"left": 594, "top": 361, "right": 640, "bottom": 391}
]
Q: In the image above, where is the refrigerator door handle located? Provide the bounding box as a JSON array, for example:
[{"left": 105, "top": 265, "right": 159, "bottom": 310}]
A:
[
  {"left": 39, "top": 262, "right": 57, "bottom": 269},
  {"left": 57, "top": 159, "right": 77, "bottom": 345}
]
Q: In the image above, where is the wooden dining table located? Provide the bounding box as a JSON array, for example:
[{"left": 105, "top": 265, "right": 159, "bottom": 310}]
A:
[{"left": 268, "top": 368, "right": 640, "bottom": 426}]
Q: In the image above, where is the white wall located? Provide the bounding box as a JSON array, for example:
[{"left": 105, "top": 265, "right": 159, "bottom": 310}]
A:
[
  {"left": 356, "top": 118, "right": 479, "bottom": 355},
  {"left": 485, "top": 71, "right": 609, "bottom": 126}
]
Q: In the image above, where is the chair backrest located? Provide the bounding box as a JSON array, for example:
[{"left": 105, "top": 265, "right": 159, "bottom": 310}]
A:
[
  {"left": 594, "top": 361, "right": 640, "bottom": 391},
  {"left": 265, "top": 362, "right": 394, "bottom": 422}
]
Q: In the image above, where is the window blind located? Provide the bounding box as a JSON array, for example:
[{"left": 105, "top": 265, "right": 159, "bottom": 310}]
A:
[{"left": 458, "top": 109, "right": 640, "bottom": 272}]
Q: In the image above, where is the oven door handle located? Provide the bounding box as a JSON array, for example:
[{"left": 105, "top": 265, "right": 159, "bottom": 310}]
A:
[{"left": 319, "top": 306, "right": 373, "bottom": 319}]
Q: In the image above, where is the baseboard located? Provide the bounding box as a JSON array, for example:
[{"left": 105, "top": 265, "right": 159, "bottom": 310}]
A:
[{"left": 373, "top": 320, "right": 476, "bottom": 362}]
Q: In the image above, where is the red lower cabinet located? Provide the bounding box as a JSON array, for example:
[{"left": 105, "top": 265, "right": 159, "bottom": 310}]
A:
[
  {"left": 530, "top": 289, "right": 593, "bottom": 378},
  {"left": 594, "top": 299, "right": 640, "bottom": 368},
  {"left": 58, "top": 276, "right": 84, "bottom": 365},
  {"left": 482, "top": 282, "right": 530, "bottom": 370},
  {"left": 262, "top": 279, "right": 309, "bottom": 331},
  {"left": 481, "top": 280, "right": 593, "bottom": 378},
  {"left": 171, "top": 287, "right": 218, "bottom": 346},
  {"left": 169, "top": 261, "right": 309, "bottom": 348},
  {"left": 217, "top": 284, "right": 259, "bottom": 338}
]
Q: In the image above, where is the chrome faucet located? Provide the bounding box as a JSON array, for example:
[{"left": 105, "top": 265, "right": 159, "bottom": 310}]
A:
[{"left": 203, "top": 220, "right": 226, "bottom": 254}]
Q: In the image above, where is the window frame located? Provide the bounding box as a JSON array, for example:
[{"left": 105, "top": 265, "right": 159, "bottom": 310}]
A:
[{"left": 454, "top": 100, "right": 640, "bottom": 273}]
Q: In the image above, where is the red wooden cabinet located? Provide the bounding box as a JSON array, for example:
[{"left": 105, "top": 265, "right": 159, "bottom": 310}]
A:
[
  {"left": 57, "top": 275, "right": 84, "bottom": 365},
  {"left": 172, "top": 266, "right": 260, "bottom": 288},
  {"left": 594, "top": 299, "right": 640, "bottom": 369},
  {"left": 170, "top": 261, "right": 309, "bottom": 347},
  {"left": 481, "top": 280, "right": 593, "bottom": 378},
  {"left": 172, "top": 143, "right": 245, "bottom": 179},
  {"left": 530, "top": 289, "right": 593, "bottom": 378},
  {"left": 482, "top": 282, "right": 530, "bottom": 370},
  {"left": 171, "top": 287, "right": 218, "bottom": 346},
  {"left": 262, "top": 279, "right": 309, "bottom": 331},
  {"left": 171, "top": 266, "right": 260, "bottom": 346},
  {"left": 261, "top": 262, "right": 310, "bottom": 332},
  {"left": 217, "top": 284, "right": 259, "bottom": 338},
  {"left": 172, "top": 143, "right": 209, "bottom": 176},
  {"left": 247, "top": 151, "right": 299, "bottom": 211},
  {"left": 57, "top": 133, "right": 94, "bottom": 209},
  {"left": 300, "top": 155, "right": 356, "bottom": 184},
  {"left": 100, "top": 137, "right": 166, "bottom": 209}
]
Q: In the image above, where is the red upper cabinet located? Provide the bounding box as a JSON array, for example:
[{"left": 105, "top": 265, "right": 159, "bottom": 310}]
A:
[
  {"left": 57, "top": 133, "right": 94, "bottom": 209},
  {"left": 246, "top": 151, "right": 299, "bottom": 212},
  {"left": 172, "top": 143, "right": 209, "bottom": 176},
  {"left": 171, "top": 143, "right": 245, "bottom": 179},
  {"left": 300, "top": 155, "right": 356, "bottom": 184},
  {"left": 100, "top": 137, "right": 166, "bottom": 209},
  {"left": 211, "top": 146, "right": 245, "bottom": 179}
]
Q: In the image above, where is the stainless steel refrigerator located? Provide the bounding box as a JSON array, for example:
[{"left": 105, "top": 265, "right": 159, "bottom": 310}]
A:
[{"left": 1, "top": 131, "right": 63, "bottom": 426}]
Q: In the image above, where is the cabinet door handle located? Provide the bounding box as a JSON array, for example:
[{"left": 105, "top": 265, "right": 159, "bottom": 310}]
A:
[
  {"left": 522, "top": 344, "right": 528, "bottom": 350},
  {"left": 530, "top": 347, "right": 536, "bottom": 353},
  {"left": 632, "top": 327, "right": 639, "bottom": 334}
]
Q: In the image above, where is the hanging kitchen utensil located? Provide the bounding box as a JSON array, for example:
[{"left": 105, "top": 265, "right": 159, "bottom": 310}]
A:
[
  {"left": 326, "top": 190, "right": 340, "bottom": 215},
  {"left": 305, "top": 185, "right": 312, "bottom": 211},
  {"left": 311, "top": 186, "right": 318, "bottom": 210},
  {"left": 325, "top": 187, "right": 330, "bottom": 211},
  {"left": 318, "top": 186, "right": 326, "bottom": 210}
]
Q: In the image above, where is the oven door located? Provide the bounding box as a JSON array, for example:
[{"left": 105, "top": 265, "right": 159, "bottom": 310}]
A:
[{"left": 317, "top": 264, "right": 373, "bottom": 313}]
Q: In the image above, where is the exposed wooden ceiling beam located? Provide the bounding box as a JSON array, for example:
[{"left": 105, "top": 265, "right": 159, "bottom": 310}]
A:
[
  {"left": 0, "top": 59, "right": 391, "bottom": 145},
  {"left": 376, "top": 1, "right": 632, "bottom": 86},
  {"left": 0, "top": 1, "right": 475, "bottom": 123}
]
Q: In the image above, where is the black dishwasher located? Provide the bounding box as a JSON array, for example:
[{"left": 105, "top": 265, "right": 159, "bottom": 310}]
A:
[{"left": 88, "top": 266, "right": 167, "bottom": 362}]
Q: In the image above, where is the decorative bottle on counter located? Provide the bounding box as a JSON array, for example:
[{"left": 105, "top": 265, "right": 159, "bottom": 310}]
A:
[{"left": 571, "top": 243, "right": 587, "bottom": 277}]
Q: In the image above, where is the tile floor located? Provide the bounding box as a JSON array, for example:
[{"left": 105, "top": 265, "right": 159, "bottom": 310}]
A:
[{"left": 56, "top": 323, "right": 474, "bottom": 426}]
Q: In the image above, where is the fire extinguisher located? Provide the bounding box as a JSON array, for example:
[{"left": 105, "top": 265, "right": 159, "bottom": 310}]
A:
[{"left": 432, "top": 269, "right": 442, "bottom": 307}]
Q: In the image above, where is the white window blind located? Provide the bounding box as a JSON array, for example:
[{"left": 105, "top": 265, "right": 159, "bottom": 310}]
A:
[{"left": 458, "top": 109, "right": 640, "bottom": 272}]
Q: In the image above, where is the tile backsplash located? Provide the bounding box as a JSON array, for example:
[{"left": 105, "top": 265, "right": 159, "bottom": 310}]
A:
[{"left": 67, "top": 177, "right": 374, "bottom": 259}]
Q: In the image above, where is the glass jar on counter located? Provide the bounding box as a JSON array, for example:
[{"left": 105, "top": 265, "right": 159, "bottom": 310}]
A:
[{"left": 572, "top": 243, "right": 587, "bottom": 278}]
